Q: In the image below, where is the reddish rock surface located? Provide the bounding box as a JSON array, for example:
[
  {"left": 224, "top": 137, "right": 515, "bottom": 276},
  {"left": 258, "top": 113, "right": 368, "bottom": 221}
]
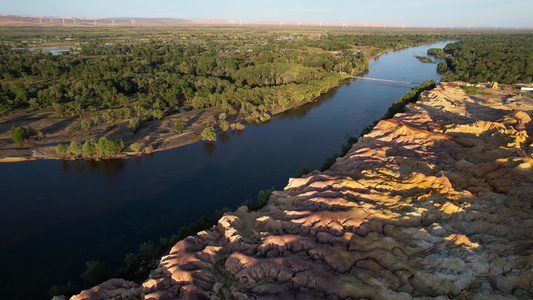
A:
[{"left": 72, "top": 84, "right": 533, "bottom": 299}]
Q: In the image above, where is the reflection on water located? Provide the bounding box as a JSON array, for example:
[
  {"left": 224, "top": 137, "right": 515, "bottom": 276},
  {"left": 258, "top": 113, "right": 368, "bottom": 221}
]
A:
[
  {"left": 133, "top": 156, "right": 143, "bottom": 165},
  {"left": 202, "top": 142, "right": 217, "bottom": 154},
  {"left": 85, "top": 159, "right": 127, "bottom": 177},
  {"left": 220, "top": 132, "right": 230, "bottom": 143},
  {"left": 275, "top": 83, "right": 345, "bottom": 121},
  {"left": 230, "top": 129, "right": 245, "bottom": 137},
  {"left": 59, "top": 159, "right": 128, "bottom": 178}
]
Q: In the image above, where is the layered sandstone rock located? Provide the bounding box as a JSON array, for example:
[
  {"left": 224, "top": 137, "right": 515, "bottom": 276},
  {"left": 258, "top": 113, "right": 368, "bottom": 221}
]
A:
[{"left": 72, "top": 84, "right": 533, "bottom": 299}]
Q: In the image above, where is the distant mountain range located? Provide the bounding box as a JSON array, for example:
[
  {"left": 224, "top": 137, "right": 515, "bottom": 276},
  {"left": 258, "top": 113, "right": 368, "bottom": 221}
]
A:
[{"left": 0, "top": 14, "right": 438, "bottom": 28}]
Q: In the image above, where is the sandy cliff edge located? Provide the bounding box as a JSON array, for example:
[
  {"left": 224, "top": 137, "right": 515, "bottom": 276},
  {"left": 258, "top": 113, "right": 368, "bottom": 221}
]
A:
[{"left": 70, "top": 83, "right": 533, "bottom": 299}]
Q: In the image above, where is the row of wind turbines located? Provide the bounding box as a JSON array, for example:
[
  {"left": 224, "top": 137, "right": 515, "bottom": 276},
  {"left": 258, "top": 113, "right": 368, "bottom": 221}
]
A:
[
  {"left": 36, "top": 17, "right": 135, "bottom": 26},
  {"left": 33, "top": 16, "right": 525, "bottom": 30},
  {"left": 229, "top": 19, "right": 524, "bottom": 30}
]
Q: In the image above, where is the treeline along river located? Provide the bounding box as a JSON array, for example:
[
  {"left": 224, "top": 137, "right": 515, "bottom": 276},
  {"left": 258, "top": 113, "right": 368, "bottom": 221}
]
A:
[{"left": 0, "top": 41, "right": 451, "bottom": 299}]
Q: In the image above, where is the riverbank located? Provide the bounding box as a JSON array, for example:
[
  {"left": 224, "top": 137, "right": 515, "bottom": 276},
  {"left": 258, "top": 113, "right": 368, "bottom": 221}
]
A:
[
  {"left": 0, "top": 84, "right": 353, "bottom": 163},
  {"left": 71, "top": 82, "right": 533, "bottom": 299},
  {"left": 0, "top": 47, "right": 396, "bottom": 164},
  {"left": 0, "top": 91, "right": 342, "bottom": 163}
]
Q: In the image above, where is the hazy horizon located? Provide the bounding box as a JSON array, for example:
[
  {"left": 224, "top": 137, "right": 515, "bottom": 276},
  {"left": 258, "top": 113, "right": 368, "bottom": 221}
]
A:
[{"left": 1, "top": 0, "right": 532, "bottom": 28}]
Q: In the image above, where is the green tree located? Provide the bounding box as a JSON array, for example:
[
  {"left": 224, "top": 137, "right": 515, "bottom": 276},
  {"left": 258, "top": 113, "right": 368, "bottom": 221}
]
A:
[
  {"left": 218, "top": 119, "right": 229, "bottom": 131},
  {"left": 437, "top": 62, "right": 448, "bottom": 74},
  {"left": 173, "top": 121, "right": 184, "bottom": 133},
  {"left": 68, "top": 141, "right": 82, "bottom": 156},
  {"left": 10, "top": 125, "right": 29, "bottom": 144},
  {"left": 95, "top": 137, "right": 124, "bottom": 158},
  {"left": 56, "top": 144, "right": 67, "bottom": 156},
  {"left": 201, "top": 127, "right": 217, "bottom": 142},
  {"left": 82, "top": 139, "right": 97, "bottom": 156}
]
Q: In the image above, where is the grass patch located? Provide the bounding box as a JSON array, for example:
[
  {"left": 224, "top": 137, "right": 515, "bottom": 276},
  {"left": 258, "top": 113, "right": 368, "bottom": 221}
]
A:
[{"left": 460, "top": 85, "right": 492, "bottom": 95}]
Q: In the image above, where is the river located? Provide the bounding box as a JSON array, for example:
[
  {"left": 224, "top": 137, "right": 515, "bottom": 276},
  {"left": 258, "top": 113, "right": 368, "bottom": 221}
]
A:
[{"left": 0, "top": 40, "right": 451, "bottom": 299}]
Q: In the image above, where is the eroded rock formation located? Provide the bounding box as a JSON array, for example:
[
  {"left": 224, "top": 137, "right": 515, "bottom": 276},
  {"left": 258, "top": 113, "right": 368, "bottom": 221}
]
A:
[{"left": 72, "top": 84, "right": 533, "bottom": 299}]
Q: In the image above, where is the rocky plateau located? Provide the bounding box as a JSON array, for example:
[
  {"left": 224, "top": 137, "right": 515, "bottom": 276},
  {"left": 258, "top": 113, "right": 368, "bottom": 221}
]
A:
[{"left": 70, "top": 84, "right": 533, "bottom": 299}]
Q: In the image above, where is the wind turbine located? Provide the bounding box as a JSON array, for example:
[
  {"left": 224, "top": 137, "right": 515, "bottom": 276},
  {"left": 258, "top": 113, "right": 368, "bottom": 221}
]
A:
[
  {"left": 39, "top": 17, "right": 42, "bottom": 24},
  {"left": 50, "top": 19, "right": 53, "bottom": 25},
  {"left": 73, "top": 18, "right": 76, "bottom": 25},
  {"left": 516, "top": 25, "right": 520, "bottom": 30},
  {"left": 468, "top": 25, "right": 471, "bottom": 30},
  {"left": 112, "top": 19, "right": 115, "bottom": 26},
  {"left": 62, "top": 19, "right": 65, "bottom": 26},
  {"left": 130, "top": 18, "right": 135, "bottom": 26},
  {"left": 94, "top": 19, "right": 97, "bottom": 26}
]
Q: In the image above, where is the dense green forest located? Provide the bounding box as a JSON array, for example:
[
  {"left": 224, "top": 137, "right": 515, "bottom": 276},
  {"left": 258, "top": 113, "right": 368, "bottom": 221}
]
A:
[
  {"left": 0, "top": 27, "right": 456, "bottom": 120},
  {"left": 441, "top": 34, "right": 533, "bottom": 83}
]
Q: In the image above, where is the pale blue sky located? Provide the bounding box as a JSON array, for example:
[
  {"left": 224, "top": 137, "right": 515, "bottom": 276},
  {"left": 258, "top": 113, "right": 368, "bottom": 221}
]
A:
[{"left": 1, "top": 0, "right": 531, "bottom": 28}]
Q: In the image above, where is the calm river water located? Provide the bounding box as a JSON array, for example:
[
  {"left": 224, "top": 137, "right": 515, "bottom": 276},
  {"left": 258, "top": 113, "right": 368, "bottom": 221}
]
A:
[{"left": 0, "top": 41, "right": 451, "bottom": 299}]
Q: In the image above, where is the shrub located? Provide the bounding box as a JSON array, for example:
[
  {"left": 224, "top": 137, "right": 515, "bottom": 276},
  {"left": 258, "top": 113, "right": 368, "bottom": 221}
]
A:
[
  {"left": 49, "top": 281, "right": 79, "bottom": 299},
  {"left": 91, "top": 116, "right": 101, "bottom": 126},
  {"left": 139, "top": 241, "right": 158, "bottom": 259},
  {"left": 81, "top": 261, "right": 111, "bottom": 286},
  {"left": 144, "top": 144, "right": 154, "bottom": 154},
  {"left": 130, "top": 142, "right": 141, "bottom": 153},
  {"left": 128, "top": 118, "right": 141, "bottom": 133},
  {"left": 241, "top": 187, "right": 275, "bottom": 211},
  {"left": 296, "top": 166, "right": 314, "bottom": 178},
  {"left": 81, "top": 119, "right": 91, "bottom": 131},
  {"left": 207, "top": 116, "right": 216, "bottom": 124}
]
